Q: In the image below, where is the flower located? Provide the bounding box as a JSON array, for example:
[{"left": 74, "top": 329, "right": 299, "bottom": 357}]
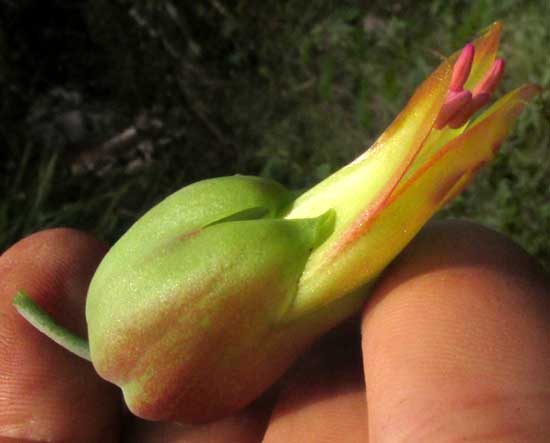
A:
[
  {"left": 282, "top": 21, "right": 540, "bottom": 320},
  {"left": 13, "top": 22, "right": 539, "bottom": 423}
]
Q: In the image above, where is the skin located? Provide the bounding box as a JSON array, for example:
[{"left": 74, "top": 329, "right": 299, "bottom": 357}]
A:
[{"left": 0, "top": 220, "right": 548, "bottom": 442}]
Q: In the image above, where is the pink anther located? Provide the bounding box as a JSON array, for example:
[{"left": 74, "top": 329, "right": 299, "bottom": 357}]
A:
[
  {"left": 434, "top": 44, "right": 506, "bottom": 130},
  {"left": 449, "top": 43, "right": 475, "bottom": 92},
  {"left": 473, "top": 58, "right": 506, "bottom": 96},
  {"left": 434, "top": 90, "right": 472, "bottom": 129},
  {"left": 448, "top": 92, "right": 491, "bottom": 128}
]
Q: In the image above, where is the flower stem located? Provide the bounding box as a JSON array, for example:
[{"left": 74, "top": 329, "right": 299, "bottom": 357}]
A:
[{"left": 12, "top": 290, "right": 91, "bottom": 361}]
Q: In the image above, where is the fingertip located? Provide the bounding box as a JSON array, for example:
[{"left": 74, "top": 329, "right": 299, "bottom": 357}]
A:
[
  {"left": 0, "top": 228, "right": 120, "bottom": 442},
  {"left": 362, "top": 220, "right": 550, "bottom": 441},
  {"left": 2, "top": 228, "right": 108, "bottom": 335},
  {"left": 264, "top": 323, "right": 367, "bottom": 443},
  {"left": 122, "top": 394, "right": 274, "bottom": 443}
]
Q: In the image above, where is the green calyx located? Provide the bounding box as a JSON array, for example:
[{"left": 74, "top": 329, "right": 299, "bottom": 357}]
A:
[
  {"left": 12, "top": 175, "right": 337, "bottom": 369},
  {"left": 85, "top": 175, "right": 337, "bottom": 365}
]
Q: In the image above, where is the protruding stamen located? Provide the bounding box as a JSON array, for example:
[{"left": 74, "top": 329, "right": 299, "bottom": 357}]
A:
[
  {"left": 448, "top": 92, "right": 491, "bottom": 128},
  {"left": 449, "top": 43, "right": 475, "bottom": 92},
  {"left": 472, "top": 58, "right": 506, "bottom": 96},
  {"left": 435, "top": 45, "right": 507, "bottom": 130},
  {"left": 434, "top": 90, "right": 472, "bottom": 129}
]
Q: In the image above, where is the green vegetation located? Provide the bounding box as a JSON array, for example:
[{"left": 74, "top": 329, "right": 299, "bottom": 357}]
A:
[{"left": 1, "top": 1, "right": 549, "bottom": 269}]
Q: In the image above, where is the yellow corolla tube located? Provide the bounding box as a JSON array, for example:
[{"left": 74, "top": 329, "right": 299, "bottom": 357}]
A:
[{"left": 13, "top": 22, "right": 540, "bottom": 423}]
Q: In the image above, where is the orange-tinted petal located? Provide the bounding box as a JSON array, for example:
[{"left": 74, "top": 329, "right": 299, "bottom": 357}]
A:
[
  {"left": 395, "top": 84, "right": 539, "bottom": 207},
  {"left": 399, "top": 22, "right": 504, "bottom": 195},
  {"left": 284, "top": 59, "right": 452, "bottom": 317},
  {"left": 464, "top": 21, "right": 502, "bottom": 91},
  {"left": 472, "top": 83, "right": 541, "bottom": 125},
  {"left": 287, "top": 55, "right": 453, "bottom": 221}
]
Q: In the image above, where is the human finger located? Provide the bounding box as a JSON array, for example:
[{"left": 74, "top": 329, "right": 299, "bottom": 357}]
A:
[
  {"left": 263, "top": 320, "right": 367, "bottom": 443},
  {"left": 122, "top": 391, "right": 275, "bottom": 443},
  {"left": 362, "top": 220, "right": 550, "bottom": 441},
  {"left": 0, "top": 229, "right": 121, "bottom": 443}
]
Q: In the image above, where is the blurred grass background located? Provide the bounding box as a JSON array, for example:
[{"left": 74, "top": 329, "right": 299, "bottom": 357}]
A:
[{"left": 1, "top": 0, "right": 549, "bottom": 269}]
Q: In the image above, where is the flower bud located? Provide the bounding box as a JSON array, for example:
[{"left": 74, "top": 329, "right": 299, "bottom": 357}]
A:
[{"left": 86, "top": 175, "right": 339, "bottom": 421}]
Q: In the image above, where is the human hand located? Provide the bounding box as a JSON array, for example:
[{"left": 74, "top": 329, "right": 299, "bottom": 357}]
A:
[{"left": 1, "top": 220, "right": 548, "bottom": 442}]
